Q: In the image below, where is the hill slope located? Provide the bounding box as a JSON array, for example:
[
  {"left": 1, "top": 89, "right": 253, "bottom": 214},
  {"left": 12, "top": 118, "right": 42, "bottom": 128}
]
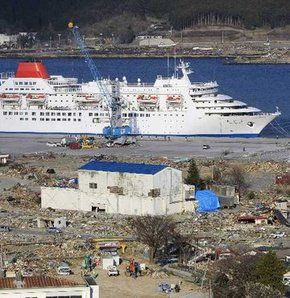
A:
[{"left": 0, "top": 0, "right": 290, "bottom": 33}]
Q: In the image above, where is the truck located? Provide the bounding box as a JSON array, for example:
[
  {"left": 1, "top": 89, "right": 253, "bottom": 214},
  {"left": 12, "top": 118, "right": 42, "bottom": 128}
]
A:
[{"left": 107, "top": 266, "right": 119, "bottom": 277}]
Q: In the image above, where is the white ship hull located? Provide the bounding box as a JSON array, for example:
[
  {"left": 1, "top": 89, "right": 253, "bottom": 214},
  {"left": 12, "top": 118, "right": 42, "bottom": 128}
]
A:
[
  {"left": 0, "top": 108, "right": 277, "bottom": 137},
  {"left": 0, "top": 60, "right": 281, "bottom": 138}
]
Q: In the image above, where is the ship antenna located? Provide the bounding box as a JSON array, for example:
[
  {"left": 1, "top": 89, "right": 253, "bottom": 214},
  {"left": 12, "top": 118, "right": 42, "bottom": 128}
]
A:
[
  {"left": 167, "top": 53, "right": 170, "bottom": 77},
  {"left": 174, "top": 46, "right": 177, "bottom": 78}
]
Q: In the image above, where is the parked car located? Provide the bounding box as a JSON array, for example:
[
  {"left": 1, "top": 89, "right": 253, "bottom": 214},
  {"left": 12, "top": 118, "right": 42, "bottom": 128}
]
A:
[
  {"left": 270, "top": 231, "right": 285, "bottom": 239},
  {"left": 57, "top": 262, "right": 71, "bottom": 275},
  {"left": 158, "top": 282, "right": 180, "bottom": 293},
  {"left": 68, "top": 142, "right": 82, "bottom": 150},
  {"left": 0, "top": 225, "right": 11, "bottom": 232},
  {"left": 156, "top": 257, "right": 178, "bottom": 266},
  {"left": 203, "top": 144, "right": 210, "bottom": 150},
  {"left": 22, "top": 268, "right": 33, "bottom": 277},
  {"left": 47, "top": 227, "right": 62, "bottom": 234},
  {"left": 107, "top": 266, "right": 119, "bottom": 277}
]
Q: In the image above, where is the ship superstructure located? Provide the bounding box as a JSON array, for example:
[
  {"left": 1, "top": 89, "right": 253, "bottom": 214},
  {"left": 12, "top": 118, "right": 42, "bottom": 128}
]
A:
[{"left": 0, "top": 60, "right": 280, "bottom": 137}]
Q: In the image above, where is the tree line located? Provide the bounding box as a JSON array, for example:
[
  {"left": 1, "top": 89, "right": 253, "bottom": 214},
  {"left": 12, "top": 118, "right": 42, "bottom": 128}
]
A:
[{"left": 0, "top": 0, "right": 290, "bottom": 33}]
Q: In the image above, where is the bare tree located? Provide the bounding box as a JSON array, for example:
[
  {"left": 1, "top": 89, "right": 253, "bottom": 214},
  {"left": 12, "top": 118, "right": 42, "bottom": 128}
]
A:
[
  {"left": 170, "top": 231, "right": 195, "bottom": 264},
  {"left": 128, "top": 215, "right": 176, "bottom": 263},
  {"left": 228, "top": 165, "right": 247, "bottom": 199}
]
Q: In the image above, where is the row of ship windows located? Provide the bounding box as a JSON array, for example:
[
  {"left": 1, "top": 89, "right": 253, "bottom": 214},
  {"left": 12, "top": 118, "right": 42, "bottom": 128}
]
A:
[
  {"left": 49, "top": 100, "right": 72, "bottom": 103},
  {"left": 20, "top": 118, "right": 82, "bottom": 122},
  {"left": 49, "top": 95, "right": 73, "bottom": 98},
  {"left": 196, "top": 107, "right": 225, "bottom": 110},
  {"left": 3, "top": 111, "right": 185, "bottom": 117},
  {"left": 196, "top": 106, "right": 245, "bottom": 110},
  {"left": 3, "top": 111, "right": 83, "bottom": 116},
  {"left": 15, "top": 82, "right": 37, "bottom": 86},
  {"left": 127, "top": 88, "right": 181, "bottom": 92},
  {"left": 5, "top": 88, "right": 43, "bottom": 91},
  {"left": 121, "top": 113, "right": 185, "bottom": 117}
]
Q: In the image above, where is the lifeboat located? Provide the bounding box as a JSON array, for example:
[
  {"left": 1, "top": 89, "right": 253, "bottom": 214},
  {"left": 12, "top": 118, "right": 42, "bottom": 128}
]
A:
[
  {"left": 85, "top": 95, "right": 101, "bottom": 102},
  {"left": 26, "top": 94, "right": 46, "bottom": 101},
  {"left": 166, "top": 95, "right": 182, "bottom": 103},
  {"left": 76, "top": 94, "right": 101, "bottom": 103},
  {"left": 137, "top": 94, "right": 158, "bottom": 104},
  {"left": 0, "top": 94, "right": 21, "bottom": 101}
]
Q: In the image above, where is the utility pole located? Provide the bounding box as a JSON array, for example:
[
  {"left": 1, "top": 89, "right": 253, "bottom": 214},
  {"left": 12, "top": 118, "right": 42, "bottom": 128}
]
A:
[
  {"left": 111, "top": 33, "right": 115, "bottom": 46},
  {"left": 201, "top": 258, "right": 210, "bottom": 289},
  {"left": 0, "top": 243, "right": 3, "bottom": 269},
  {"left": 0, "top": 243, "right": 6, "bottom": 271},
  {"left": 57, "top": 33, "right": 61, "bottom": 48}
]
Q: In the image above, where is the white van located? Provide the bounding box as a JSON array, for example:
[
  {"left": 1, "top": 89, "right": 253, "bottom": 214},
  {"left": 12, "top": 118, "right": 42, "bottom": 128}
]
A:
[{"left": 57, "top": 263, "right": 71, "bottom": 275}]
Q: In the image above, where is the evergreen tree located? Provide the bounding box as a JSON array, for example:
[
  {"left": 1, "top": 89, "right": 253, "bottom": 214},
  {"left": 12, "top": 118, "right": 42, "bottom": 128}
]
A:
[
  {"left": 255, "top": 251, "right": 286, "bottom": 292},
  {"left": 185, "top": 159, "right": 201, "bottom": 187}
]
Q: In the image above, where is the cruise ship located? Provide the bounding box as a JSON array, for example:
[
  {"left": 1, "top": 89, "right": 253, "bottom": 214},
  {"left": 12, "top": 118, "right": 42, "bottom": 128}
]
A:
[{"left": 0, "top": 60, "right": 280, "bottom": 137}]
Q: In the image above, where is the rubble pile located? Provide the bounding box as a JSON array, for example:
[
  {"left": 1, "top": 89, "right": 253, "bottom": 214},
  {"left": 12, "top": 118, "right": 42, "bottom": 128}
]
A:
[
  {"left": 245, "top": 161, "right": 285, "bottom": 173},
  {"left": 0, "top": 151, "right": 288, "bottom": 288},
  {"left": 0, "top": 184, "right": 40, "bottom": 209}
]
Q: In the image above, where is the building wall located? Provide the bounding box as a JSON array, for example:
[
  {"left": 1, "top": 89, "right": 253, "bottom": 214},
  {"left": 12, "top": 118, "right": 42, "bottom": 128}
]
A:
[
  {"left": 153, "top": 168, "right": 183, "bottom": 203},
  {"left": 0, "top": 285, "right": 99, "bottom": 298},
  {"left": 0, "top": 34, "right": 10, "bottom": 45},
  {"left": 41, "top": 168, "right": 194, "bottom": 215},
  {"left": 41, "top": 187, "right": 184, "bottom": 215},
  {"left": 41, "top": 188, "right": 81, "bottom": 211},
  {"left": 0, "top": 34, "right": 18, "bottom": 45},
  {"left": 135, "top": 36, "right": 175, "bottom": 47},
  {"left": 78, "top": 170, "right": 154, "bottom": 197}
]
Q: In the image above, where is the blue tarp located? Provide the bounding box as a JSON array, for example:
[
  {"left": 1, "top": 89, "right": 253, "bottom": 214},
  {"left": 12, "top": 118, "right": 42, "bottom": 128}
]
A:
[{"left": 196, "top": 190, "right": 220, "bottom": 213}]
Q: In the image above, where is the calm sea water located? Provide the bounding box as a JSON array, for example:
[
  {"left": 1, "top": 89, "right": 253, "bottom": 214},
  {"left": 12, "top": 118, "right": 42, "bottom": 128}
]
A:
[{"left": 0, "top": 57, "right": 289, "bottom": 137}]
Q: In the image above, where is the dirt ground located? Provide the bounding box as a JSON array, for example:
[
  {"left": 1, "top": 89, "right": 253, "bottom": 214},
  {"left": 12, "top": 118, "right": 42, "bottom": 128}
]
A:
[{"left": 66, "top": 263, "right": 205, "bottom": 298}]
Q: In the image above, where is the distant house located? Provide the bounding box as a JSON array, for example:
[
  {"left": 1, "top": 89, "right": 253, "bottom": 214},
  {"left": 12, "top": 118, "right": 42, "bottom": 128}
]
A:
[
  {"left": 0, "top": 34, "right": 18, "bottom": 46},
  {"left": 238, "top": 214, "right": 268, "bottom": 225},
  {"left": 276, "top": 173, "right": 290, "bottom": 185},
  {"left": 135, "top": 35, "right": 176, "bottom": 47},
  {"left": 0, "top": 154, "right": 10, "bottom": 165}
]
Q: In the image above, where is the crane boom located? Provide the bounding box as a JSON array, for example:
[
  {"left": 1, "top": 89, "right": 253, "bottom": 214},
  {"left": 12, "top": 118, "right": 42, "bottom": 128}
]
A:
[{"left": 68, "top": 22, "right": 131, "bottom": 139}]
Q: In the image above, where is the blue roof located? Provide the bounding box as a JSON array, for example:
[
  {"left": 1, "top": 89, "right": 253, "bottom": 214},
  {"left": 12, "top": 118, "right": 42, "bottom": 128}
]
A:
[{"left": 79, "top": 161, "right": 167, "bottom": 175}]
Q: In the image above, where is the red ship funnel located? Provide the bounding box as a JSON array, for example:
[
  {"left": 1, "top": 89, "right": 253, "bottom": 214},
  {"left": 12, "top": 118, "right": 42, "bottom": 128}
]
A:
[{"left": 15, "top": 61, "right": 49, "bottom": 79}]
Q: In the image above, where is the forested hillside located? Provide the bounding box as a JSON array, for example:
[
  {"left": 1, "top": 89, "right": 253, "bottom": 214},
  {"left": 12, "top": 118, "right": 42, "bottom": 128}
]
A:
[{"left": 0, "top": 0, "right": 290, "bottom": 33}]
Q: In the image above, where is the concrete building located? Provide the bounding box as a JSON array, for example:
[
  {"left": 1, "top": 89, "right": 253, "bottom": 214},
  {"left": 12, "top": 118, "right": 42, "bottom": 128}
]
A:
[
  {"left": 0, "top": 275, "right": 99, "bottom": 298},
  {"left": 0, "top": 154, "right": 10, "bottom": 165},
  {"left": 135, "top": 35, "right": 176, "bottom": 47},
  {"left": 0, "top": 34, "right": 18, "bottom": 46},
  {"left": 41, "top": 161, "right": 195, "bottom": 215}
]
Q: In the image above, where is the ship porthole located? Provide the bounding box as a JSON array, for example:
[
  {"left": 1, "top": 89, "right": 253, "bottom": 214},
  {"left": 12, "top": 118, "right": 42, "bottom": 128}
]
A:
[{"left": 247, "top": 121, "right": 254, "bottom": 127}]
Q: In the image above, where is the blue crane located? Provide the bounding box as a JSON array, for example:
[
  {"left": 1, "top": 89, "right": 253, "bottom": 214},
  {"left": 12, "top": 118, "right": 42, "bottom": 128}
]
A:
[{"left": 68, "top": 22, "right": 131, "bottom": 139}]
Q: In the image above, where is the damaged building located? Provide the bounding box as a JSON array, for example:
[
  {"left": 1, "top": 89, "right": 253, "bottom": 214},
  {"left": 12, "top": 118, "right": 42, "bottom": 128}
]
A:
[{"left": 41, "top": 161, "right": 195, "bottom": 215}]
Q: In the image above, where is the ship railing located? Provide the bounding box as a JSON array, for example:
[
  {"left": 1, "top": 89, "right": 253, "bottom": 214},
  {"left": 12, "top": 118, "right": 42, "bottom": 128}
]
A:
[
  {"left": 55, "top": 87, "right": 82, "bottom": 93},
  {"left": 0, "top": 72, "right": 14, "bottom": 79},
  {"left": 156, "top": 75, "right": 173, "bottom": 80},
  {"left": 190, "top": 88, "right": 218, "bottom": 95},
  {"left": 258, "top": 112, "right": 278, "bottom": 116},
  {"left": 192, "top": 81, "right": 218, "bottom": 87},
  {"left": 125, "top": 83, "right": 155, "bottom": 87}
]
